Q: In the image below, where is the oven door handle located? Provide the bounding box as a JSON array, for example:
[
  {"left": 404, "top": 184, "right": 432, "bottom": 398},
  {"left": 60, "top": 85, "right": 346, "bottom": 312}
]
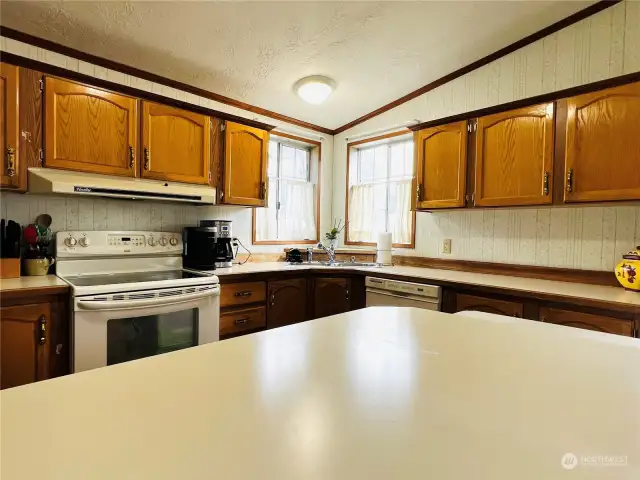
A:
[{"left": 77, "top": 289, "right": 219, "bottom": 311}]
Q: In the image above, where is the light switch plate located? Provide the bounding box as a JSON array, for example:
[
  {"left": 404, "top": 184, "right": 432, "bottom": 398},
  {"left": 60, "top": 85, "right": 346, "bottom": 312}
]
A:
[{"left": 442, "top": 238, "right": 452, "bottom": 255}]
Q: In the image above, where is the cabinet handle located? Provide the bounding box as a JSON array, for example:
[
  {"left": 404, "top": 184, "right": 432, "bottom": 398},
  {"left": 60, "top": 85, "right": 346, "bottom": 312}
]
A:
[
  {"left": 540, "top": 316, "right": 547, "bottom": 322},
  {"left": 144, "top": 148, "right": 151, "bottom": 170},
  {"left": 234, "top": 291, "right": 253, "bottom": 297},
  {"left": 543, "top": 171, "right": 549, "bottom": 196},
  {"left": 416, "top": 183, "right": 422, "bottom": 204},
  {"left": 270, "top": 291, "right": 275, "bottom": 307},
  {"left": 5, "top": 147, "right": 16, "bottom": 177},
  {"left": 261, "top": 182, "right": 267, "bottom": 200},
  {"left": 513, "top": 313, "right": 520, "bottom": 318},
  {"left": 566, "top": 168, "right": 573, "bottom": 193},
  {"left": 38, "top": 315, "right": 46, "bottom": 345},
  {"left": 346, "top": 288, "right": 350, "bottom": 301},
  {"left": 129, "top": 146, "right": 135, "bottom": 169},
  {"left": 234, "top": 317, "right": 250, "bottom": 325}
]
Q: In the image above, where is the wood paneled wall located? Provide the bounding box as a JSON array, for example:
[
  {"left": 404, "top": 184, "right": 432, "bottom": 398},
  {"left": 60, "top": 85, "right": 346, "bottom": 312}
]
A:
[{"left": 333, "top": 1, "right": 640, "bottom": 271}]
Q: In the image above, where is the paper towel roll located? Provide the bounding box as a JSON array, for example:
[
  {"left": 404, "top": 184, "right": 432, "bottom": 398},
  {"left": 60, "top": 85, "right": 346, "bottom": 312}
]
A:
[
  {"left": 376, "top": 250, "right": 392, "bottom": 265},
  {"left": 376, "top": 232, "right": 392, "bottom": 251}
]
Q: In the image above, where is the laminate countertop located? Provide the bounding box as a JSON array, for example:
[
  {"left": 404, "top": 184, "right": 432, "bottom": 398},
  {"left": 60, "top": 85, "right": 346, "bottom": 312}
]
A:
[
  {"left": 213, "top": 262, "right": 640, "bottom": 309},
  {"left": 1, "top": 307, "right": 638, "bottom": 479},
  {"left": 0, "top": 274, "right": 69, "bottom": 296}
]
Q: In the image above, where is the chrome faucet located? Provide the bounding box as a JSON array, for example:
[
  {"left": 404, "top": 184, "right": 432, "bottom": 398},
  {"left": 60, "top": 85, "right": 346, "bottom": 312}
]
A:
[
  {"left": 317, "top": 242, "right": 337, "bottom": 265},
  {"left": 306, "top": 247, "right": 313, "bottom": 264}
]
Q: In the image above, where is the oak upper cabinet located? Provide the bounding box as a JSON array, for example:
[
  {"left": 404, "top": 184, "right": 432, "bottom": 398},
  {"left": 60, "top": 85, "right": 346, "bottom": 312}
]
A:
[
  {"left": 414, "top": 121, "right": 467, "bottom": 209},
  {"left": 222, "top": 121, "right": 269, "bottom": 206},
  {"left": 540, "top": 307, "right": 634, "bottom": 337},
  {"left": 44, "top": 77, "right": 138, "bottom": 176},
  {"left": 313, "top": 277, "right": 351, "bottom": 319},
  {"left": 1, "top": 302, "right": 50, "bottom": 389},
  {"left": 141, "top": 101, "right": 210, "bottom": 185},
  {"left": 0, "top": 63, "right": 20, "bottom": 189},
  {"left": 455, "top": 293, "right": 523, "bottom": 318},
  {"left": 267, "top": 278, "right": 308, "bottom": 329},
  {"left": 564, "top": 82, "right": 640, "bottom": 203},
  {"left": 474, "top": 103, "right": 554, "bottom": 207}
]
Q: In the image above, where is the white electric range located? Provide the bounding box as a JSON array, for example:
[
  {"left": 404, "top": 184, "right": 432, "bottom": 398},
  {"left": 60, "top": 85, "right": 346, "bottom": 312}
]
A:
[{"left": 56, "top": 231, "right": 220, "bottom": 373}]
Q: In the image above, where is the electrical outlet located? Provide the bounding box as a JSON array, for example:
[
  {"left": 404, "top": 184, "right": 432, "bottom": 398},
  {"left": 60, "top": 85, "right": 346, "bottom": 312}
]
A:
[{"left": 442, "top": 238, "right": 452, "bottom": 255}]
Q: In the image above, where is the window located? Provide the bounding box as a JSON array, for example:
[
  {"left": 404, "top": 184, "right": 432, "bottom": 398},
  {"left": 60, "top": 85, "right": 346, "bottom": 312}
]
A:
[
  {"left": 253, "top": 134, "right": 320, "bottom": 244},
  {"left": 346, "top": 133, "right": 415, "bottom": 247}
]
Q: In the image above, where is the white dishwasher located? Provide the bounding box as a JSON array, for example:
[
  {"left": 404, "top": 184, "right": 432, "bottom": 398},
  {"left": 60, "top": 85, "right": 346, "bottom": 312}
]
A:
[{"left": 365, "top": 277, "right": 441, "bottom": 311}]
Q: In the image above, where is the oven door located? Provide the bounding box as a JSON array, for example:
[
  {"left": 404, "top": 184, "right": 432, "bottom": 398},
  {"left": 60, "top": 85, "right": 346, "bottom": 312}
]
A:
[{"left": 73, "top": 284, "right": 220, "bottom": 373}]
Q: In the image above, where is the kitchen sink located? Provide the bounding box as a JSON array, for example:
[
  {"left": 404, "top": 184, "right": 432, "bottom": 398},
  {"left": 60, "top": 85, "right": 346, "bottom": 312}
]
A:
[{"left": 288, "top": 261, "right": 381, "bottom": 268}]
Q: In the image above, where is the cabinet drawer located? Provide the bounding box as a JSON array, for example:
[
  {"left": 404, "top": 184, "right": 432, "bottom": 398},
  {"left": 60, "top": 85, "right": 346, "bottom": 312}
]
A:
[
  {"left": 455, "top": 293, "right": 523, "bottom": 318},
  {"left": 220, "top": 282, "right": 266, "bottom": 307},
  {"left": 540, "top": 307, "right": 635, "bottom": 337},
  {"left": 220, "top": 306, "right": 266, "bottom": 336}
]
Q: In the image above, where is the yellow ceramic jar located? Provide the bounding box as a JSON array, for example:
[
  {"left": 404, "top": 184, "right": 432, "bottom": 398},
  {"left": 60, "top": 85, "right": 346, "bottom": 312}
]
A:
[{"left": 615, "top": 246, "right": 640, "bottom": 292}]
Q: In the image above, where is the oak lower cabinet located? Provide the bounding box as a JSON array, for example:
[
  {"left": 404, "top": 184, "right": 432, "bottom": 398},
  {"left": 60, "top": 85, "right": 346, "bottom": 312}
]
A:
[
  {"left": 0, "top": 63, "right": 20, "bottom": 189},
  {"left": 219, "top": 306, "right": 266, "bottom": 337},
  {"left": 313, "top": 277, "right": 351, "bottom": 319},
  {"left": 267, "top": 278, "right": 308, "bottom": 329},
  {"left": 474, "top": 103, "right": 554, "bottom": 207},
  {"left": 414, "top": 121, "right": 467, "bottom": 209},
  {"left": 1, "top": 293, "right": 69, "bottom": 390},
  {"left": 454, "top": 293, "right": 524, "bottom": 318},
  {"left": 564, "top": 81, "right": 640, "bottom": 203},
  {"left": 222, "top": 121, "right": 269, "bottom": 206},
  {"left": 539, "top": 307, "right": 635, "bottom": 337},
  {"left": 44, "top": 76, "right": 139, "bottom": 177},
  {"left": 141, "top": 101, "right": 210, "bottom": 185}
]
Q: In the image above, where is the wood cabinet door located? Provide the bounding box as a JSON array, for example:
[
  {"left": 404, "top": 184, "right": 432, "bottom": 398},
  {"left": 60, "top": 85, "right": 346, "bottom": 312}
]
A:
[
  {"left": 1, "top": 302, "right": 50, "bottom": 389},
  {"left": 475, "top": 103, "right": 554, "bottom": 207},
  {"left": 0, "top": 63, "right": 20, "bottom": 189},
  {"left": 564, "top": 82, "right": 640, "bottom": 202},
  {"left": 44, "top": 77, "right": 138, "bottom": 177},
  {"left": 314, "top": 277, "right": 351, "bottom": 319},
  {"left": 540, "top": 307, "right": 634, "bottom": 337},
  {"left": 455, "top": 293, "right": 523, "bottom": 318},
  {"left": 267, "top": 278, "right": 308, "bottom": 329},
  {"left": 415, "top": 121, "right": 467, "bottom": 209},
  {"left": 141, "top": 101, "right": 210, "bottom": 184},
  {"left": 223, "top": 121, "right": 269, "bottom": 206}
]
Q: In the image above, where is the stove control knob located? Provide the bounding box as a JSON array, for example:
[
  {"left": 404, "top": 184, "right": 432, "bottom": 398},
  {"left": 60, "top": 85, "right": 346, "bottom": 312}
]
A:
[
  {"left": 147, "top": 237, "right": 156, "bottom": 247},
  {"left": 65, "top": 237, "right": 77, "bottom": 247},
  {"left": 79, "top": 237, "right": 91, "bottom": 247},
  {"left": 159, "top": 237, "right": 168, "bottom": 246},
  {"left": 169, "top": 236, "right": 179, "bottom": 246}
]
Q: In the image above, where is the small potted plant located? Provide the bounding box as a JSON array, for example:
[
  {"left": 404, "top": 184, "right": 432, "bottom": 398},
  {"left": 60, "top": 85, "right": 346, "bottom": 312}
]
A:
[{"left": 324, "top": 219, "right": 346, "bottom": 252}]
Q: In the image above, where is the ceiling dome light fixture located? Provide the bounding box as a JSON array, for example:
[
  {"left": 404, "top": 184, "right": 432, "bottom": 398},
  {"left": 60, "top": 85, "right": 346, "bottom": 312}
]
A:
[{"left": 294, "top": 75, "right": 335, "bottom": 105}]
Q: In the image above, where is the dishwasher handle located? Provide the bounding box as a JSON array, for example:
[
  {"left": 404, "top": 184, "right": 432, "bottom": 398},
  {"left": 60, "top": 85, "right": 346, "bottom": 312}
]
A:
[{"left": 365, "top": 288, "right": 439, "bottom": 303}]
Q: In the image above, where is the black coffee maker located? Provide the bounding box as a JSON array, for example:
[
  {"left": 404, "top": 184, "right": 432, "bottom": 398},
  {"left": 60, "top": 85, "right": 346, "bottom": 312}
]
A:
[{"left": 183, "top": 220, "right": 235, "bottom": 270}]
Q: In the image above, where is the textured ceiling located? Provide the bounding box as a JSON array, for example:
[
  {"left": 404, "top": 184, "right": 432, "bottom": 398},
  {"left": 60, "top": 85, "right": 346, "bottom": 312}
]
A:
[{"left": 1, "top": 1, "right": 593, "bottom": 130}]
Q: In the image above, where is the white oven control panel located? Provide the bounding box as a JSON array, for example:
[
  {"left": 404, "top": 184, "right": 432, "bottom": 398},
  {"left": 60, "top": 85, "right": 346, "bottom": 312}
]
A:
[{"left": 56, "top": 231, "right": 182, "bottom": 257}]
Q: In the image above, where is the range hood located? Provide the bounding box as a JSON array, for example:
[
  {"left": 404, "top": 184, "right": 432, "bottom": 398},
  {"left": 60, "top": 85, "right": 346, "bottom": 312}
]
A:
[{"left": 28, "top": 168, "right": 217, "bottom": 204}]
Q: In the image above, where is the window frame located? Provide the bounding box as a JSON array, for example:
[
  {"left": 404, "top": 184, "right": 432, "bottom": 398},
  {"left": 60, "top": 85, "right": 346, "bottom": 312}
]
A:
[
  {"left": 252, "top": 131, "right": 321, "bottom": 245},
  {"left": 344, "top": 130, "right": 416, "bottom": 249}
]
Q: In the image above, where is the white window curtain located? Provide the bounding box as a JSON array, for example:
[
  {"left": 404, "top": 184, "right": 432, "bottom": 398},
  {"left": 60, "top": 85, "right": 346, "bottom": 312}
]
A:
[
  {"left": 279, "top": 180, "right": 316, "bottom": 240},
  {"left": 388, "top": 179, "right": 412, "bottom": 245},
  {"left": 347, "top": 184, "right": 375, "bottom": 242}
]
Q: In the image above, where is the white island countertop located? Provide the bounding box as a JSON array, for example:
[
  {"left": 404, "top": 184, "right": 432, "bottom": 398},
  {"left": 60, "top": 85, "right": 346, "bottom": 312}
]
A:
[
  {"left": 214, "top": 262, "right": 640, "bottom": 308},
  {"left": 1, "top": 307, "right": 638, "bottom": 479}
]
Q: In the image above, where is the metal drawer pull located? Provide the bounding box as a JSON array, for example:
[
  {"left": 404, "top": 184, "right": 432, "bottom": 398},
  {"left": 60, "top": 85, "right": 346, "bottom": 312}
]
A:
[
  {"left": 234, "top": 291, "right": 253, "bottom": 297},
  {"left": 234, "top": 317, "right": 250, "bottom": 325}
]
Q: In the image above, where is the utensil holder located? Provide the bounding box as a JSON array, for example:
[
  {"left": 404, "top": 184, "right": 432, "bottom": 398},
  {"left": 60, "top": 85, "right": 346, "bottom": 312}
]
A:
[{"left": 0, "top": 258, "right": 21, "bottom": 278}]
